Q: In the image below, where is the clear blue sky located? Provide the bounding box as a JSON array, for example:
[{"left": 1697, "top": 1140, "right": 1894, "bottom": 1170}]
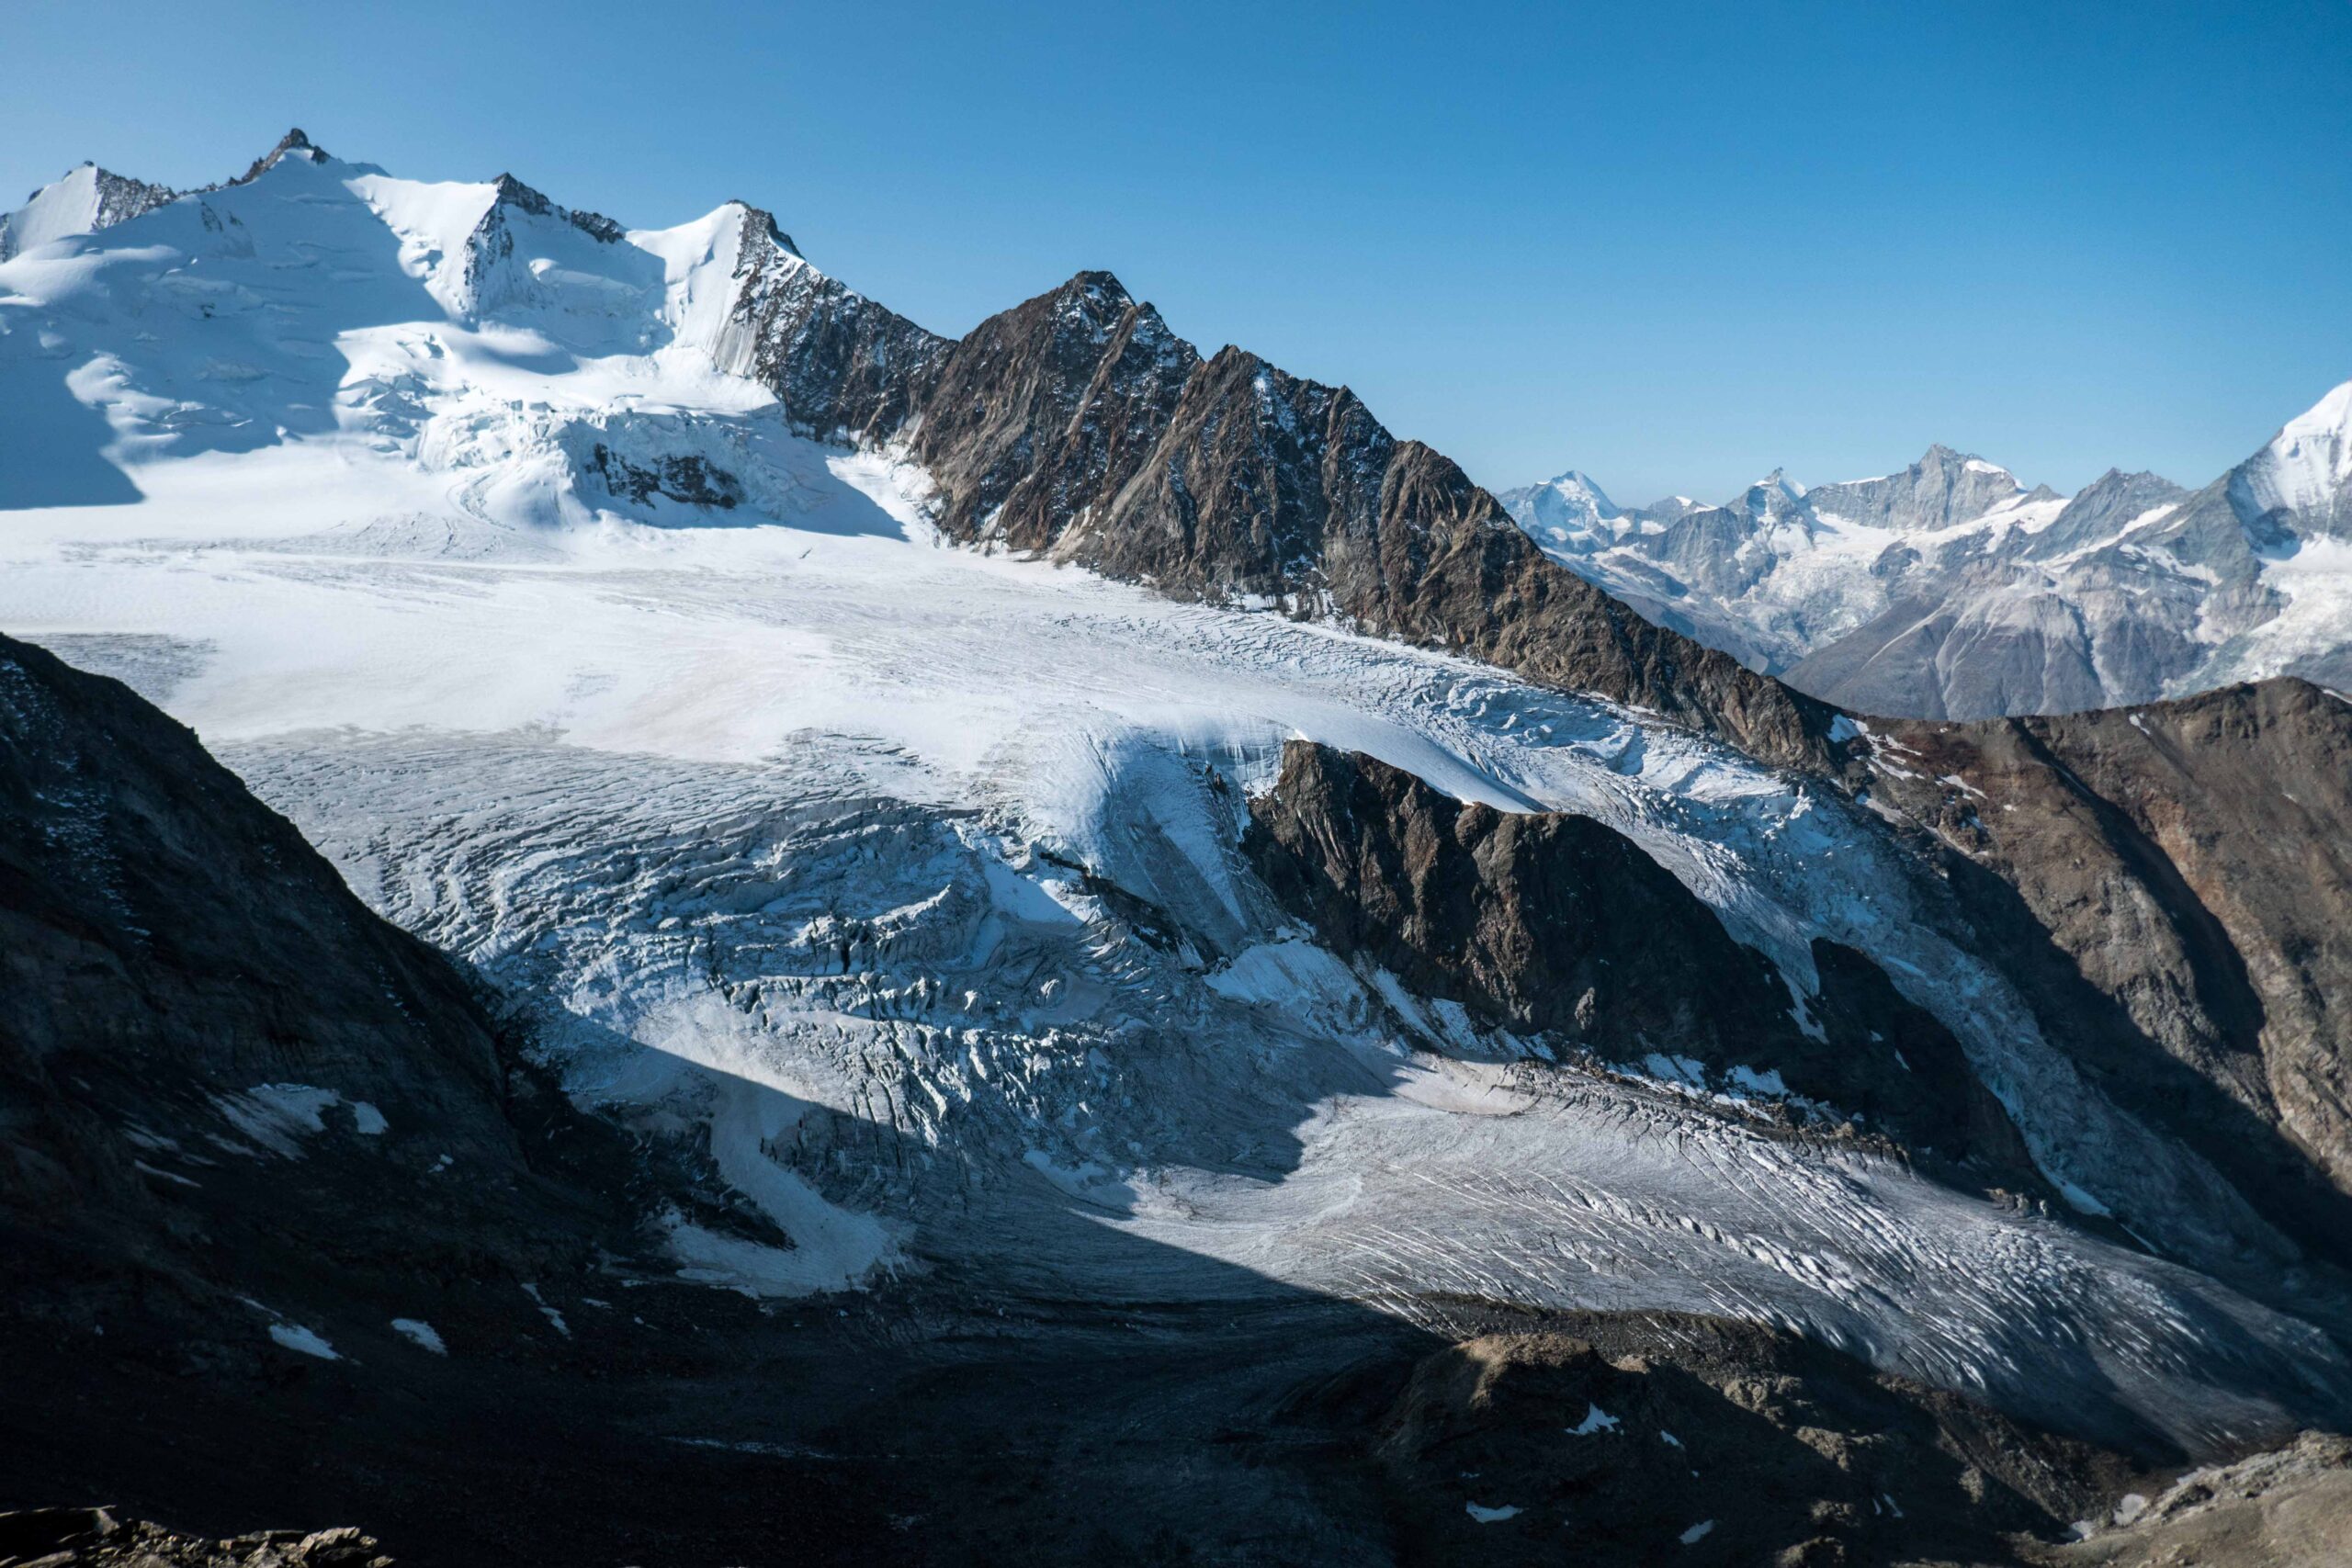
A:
[{"left": 6, "top": 0, "right": 2348, "bottom": 503}]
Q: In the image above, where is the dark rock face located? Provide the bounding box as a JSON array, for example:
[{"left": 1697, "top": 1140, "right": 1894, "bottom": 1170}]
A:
[
  {"left": 1366, "top": 1314, "right": 2125, "bottom": 1567},
  {"left": 457, "top": 175, "right": 637, "bottom": 312},
  {"left": 587, "top": 443, "right": 740, "bottom": 509},
  {"left": 481, "top": 172, "right": 622, "bottom": 243},
  {"left": 0, "top": 165, "right": 178, "bottom": 263},
  {"left": 0, "top": 633, "right": 632, "bottom": 1322},
  {"left": 81, "top": 169, "right": 175, "bottom": 236},
  {"left": 1861, "top": 679, "right": 2352, "bottom": 1261},
  {"left": 728, "top": 263, "right": 1842, "bottom": 771},
  {"left": 727, "top": 208, "right": 949, "bottom": 444},
  {"left": 230, "top": 128, "right": 327, "bottom": 186},
  {"left": 910, "top": 273, "right": 1204, "bottom": 560},
  {"left": 1242, "top": 740, "right": 2031, "bottom": 1177}
]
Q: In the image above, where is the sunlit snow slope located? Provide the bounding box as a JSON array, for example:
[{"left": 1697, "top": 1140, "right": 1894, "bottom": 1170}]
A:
[{"left": 4, "top": 139, "right": 2345, "bottom": 1454}]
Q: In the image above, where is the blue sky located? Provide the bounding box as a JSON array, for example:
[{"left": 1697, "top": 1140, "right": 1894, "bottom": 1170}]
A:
[{"left": 6, "top": 0, "right": 2348, "bottom": 502}]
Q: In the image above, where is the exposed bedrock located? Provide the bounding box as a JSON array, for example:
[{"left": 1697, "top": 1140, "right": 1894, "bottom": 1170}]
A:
[
  {"left": 1242, "top": 739, "right": 2033, "bottom": 1183},
  {"left": 1861, "top": 679, "right": 2352, "bottom": 1272},
  {"left": 727, "top": 260, "right": 1843, "bottom": 773}
]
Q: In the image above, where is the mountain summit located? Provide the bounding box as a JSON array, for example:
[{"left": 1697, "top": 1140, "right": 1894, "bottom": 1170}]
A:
[{"left": 0, "top": 161, "right": 175, "bottom": 261}]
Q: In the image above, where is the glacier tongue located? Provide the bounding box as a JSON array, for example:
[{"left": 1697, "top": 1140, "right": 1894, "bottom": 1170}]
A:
[{"left": 226, "top": 721, "right": 2341, "bottom": 1452}]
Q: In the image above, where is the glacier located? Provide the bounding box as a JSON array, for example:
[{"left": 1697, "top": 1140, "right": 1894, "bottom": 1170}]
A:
[{"left": 3, "top": 132, "right": 2345, "bottom": 1462}]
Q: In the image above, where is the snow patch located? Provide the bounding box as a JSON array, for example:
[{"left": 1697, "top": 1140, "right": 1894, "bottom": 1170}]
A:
[
  {"left": 390, "top": 1317, "right": 447, "bottom": 1354},
  {"left": 267, "top": 1322, "right": 340, "bottom": 1360}
]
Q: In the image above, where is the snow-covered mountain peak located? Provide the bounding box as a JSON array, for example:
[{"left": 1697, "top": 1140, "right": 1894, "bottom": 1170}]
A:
[
  {"left": 716, "top": 198, "right": 802, "bottom": 257},
  {"left": 1804, "top": 444, "right": 2030, "bottom": 532},
  {"left": 2238, "top": 377, "right": 2352, "bottom": 535},
  {"left": 233, "top": 127, "right": 331, "bottom": 185},
  {"left": 0, "top": 141, "right": 862, "bottom": 533},
  {"left": 1498, "top": 468, "right": 1626, "bottom": 551},
  {"left": 1543, "top": 468, "right": 1619, "bottom": 511},
  {"left": 1736, "top": 468, "right": 1811, "bottom": 523},
  {"left": 0, "top": 161, "right": 176, "bottom": 262}
]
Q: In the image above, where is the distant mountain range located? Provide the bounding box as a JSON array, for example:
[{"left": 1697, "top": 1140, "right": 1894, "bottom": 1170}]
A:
[{"left": 1506, "top": 383, "right": 2352, "bottom": 718}]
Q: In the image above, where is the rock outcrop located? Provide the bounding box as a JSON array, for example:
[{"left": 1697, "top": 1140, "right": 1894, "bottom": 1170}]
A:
[
  {"left": 0, "top": 164, "right": 177, "bottom": 262},
  {"left": 1365, "top": 1313, "right": 2129, "bottom": 1567},
  {"left": 0, "top": 1509, "right": 388, "bottom": 1568},
  {"left": 1243, "top": 740, "right": 2033, "bottom": 1179},
  {"left": 725, "top": 265, "right": 1844, "bottom": 771},
  {"left": 1859, "top": 679, "right": 2352, "bottom": 1265},
  {"left": 0, "top": 631, "right": 643, "bottom": 1338},
  {"left": 2041, "top": 1430, "right": 2352, "bottom": 1568}
]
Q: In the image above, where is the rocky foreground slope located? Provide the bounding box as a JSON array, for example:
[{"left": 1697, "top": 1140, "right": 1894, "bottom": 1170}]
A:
[
  {"left": 0, "top": 634, "right": 646, "bottom": 1314},
  {"left": 4, "top": 626, "right": 2312, "bottom": 1568}
]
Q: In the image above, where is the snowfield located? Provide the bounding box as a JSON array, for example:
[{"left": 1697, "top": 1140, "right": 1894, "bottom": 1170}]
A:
[{"left": 5, "top": 141, "right": 2345, "bottom": 1453}]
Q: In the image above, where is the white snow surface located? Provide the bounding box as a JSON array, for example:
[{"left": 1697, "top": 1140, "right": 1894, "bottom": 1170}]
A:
[
  {"left": 2, "top": 166, "right": 111, "bottom": 260},
  {"left": 2245, "top": 378, "right": 2352, "bottom": 519},
  {"left": 267, "top": 1322, "right": 340, "bottom": 1360},
  {"left": 1, "top": 142, "right": 2344, "bottom": 1448},
  {"left": 390, "top": 1317, "right": 447, "bottom": 1354}
]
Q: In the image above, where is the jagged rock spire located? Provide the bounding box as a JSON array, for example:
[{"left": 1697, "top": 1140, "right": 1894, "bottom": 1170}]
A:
[{"left": 233, "top": 127, "right": 328, "bottom": 186}]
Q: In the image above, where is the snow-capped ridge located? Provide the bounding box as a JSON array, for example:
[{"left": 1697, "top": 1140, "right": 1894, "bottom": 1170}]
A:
[
  {"left": 485, "top": 172, "right": 627, "bottom": 244},
  {"left": 1498, "top": 442, "right": 2062, "bottom": 675},
  {"left": 1747, "top": 468, "right": 1808, "bottom": 504},
  {"left": 715, "top": 198, "right": 801, "bottom": 258},
  {"left": 2238, "top": 377, "right": 2352, "bottom": 534},
  {"left": 233, "top": 127, "right": 331, "bottom": 186},
  {"left": 1495, "top": 470, "right": 1630, "bottom": 553},
  {"left": 0, "top": 162, "right": 177, "bottom": 262}
]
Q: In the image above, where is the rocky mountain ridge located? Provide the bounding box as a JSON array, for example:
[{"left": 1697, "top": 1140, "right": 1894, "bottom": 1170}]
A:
[
  {"left": 1855, "top": 678, "right": 2352, "bottom": 1270},
  {"left": 721, "top": 241, "right": 1847, "bottom": 770},
  {"left": 1245, "top": 740, "right": 2035, "bottom": 1182}
]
